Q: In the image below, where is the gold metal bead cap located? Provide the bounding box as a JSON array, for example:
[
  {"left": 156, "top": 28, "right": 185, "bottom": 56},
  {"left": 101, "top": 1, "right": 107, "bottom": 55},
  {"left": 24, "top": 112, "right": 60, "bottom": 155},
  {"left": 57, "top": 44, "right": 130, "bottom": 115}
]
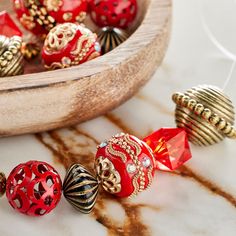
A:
[{"left": 172, "top": 85, "right": 236, "bottom": 146}]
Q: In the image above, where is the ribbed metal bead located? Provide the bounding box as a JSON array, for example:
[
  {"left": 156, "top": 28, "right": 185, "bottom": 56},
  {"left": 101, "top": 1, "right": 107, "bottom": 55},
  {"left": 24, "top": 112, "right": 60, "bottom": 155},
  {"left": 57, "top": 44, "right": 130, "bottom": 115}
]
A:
[
  {"left": 0, "top": 172, "right": 6, "bottom": 197},
  {"left": 0, "top": 36, "right": 24, "bottom": 77},
  {"left": 172, "top": 85, "right": 235, "bottom": 146},
  {"left": 63, "top": 164, "right": 99, "bottom": 214},
  {"left": 97, "top": 27, "right": 128, "bottom": 54}
]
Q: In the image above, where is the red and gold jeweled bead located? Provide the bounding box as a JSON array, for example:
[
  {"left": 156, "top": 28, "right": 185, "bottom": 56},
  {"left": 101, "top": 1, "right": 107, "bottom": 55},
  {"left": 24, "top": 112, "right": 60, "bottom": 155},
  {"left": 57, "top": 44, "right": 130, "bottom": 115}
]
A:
[
  {"left": 6, "top": 161, "right": 62, "bottom": 216},
  {"left": 42, "top": 23, "right": 101, "bottom": 70},
  {"left": 89, "top": 0, "right": 138, "bottom": 29},
  {"left": 12, "top": 0, "right": 88, "bottom": 36},
  {"left": 95, "top": 133, "right": 155, "bottom": 198}
]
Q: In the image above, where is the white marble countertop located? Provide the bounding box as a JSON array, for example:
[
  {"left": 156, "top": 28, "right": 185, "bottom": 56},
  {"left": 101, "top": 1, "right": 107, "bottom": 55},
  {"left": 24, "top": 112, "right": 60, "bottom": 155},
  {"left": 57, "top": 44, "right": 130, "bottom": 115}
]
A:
[{"left": 1, "top": 0, "right": 236, "bottom": 235}]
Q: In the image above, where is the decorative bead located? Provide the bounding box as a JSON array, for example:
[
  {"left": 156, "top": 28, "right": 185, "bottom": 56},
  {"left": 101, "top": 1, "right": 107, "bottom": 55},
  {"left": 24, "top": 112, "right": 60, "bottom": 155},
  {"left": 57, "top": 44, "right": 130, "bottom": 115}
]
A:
[
  {"left": 89, "top": 0, "right": 137, "bottom": 29},
  {"left": 0, "top": 35, "right": 24, "bottom": 77},
  {"left": 144, "top": 128, "right": 192, "bottom": 171},
  {"left": 21, "top": 42, "right": 40, "bottom": 60},
  {"left": 42, "top": 23, "right": 101, "bottom": 70},
  {"left": 6, "top": 161, "right": 62, "bottom": 216},
  {"left": 63, "top": 164, "right": 99, "bottom": 214},
  {"left": 0, "top": 11, "right": 22, "bottom": 37},
  {"left": 13, "top": 0, "right": 88, "bottom": 36},
  {"left": 95, "top": 133, "right": 155, "bottom": 198},
  {"left": 97, "top": 27, "right": 128, "bottom": 54},
  {"left": 0, "top": 172, "right": 6, "bottom": 197},
  {"left": 172, "top": 85, "right": 236, "bottom": 146}
]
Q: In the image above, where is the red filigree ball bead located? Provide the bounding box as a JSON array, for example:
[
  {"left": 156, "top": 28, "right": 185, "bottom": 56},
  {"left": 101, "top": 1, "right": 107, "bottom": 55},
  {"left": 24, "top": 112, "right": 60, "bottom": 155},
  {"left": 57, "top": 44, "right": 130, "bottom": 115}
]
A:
[
  {"left": 12, "top": 0, "right": 88, "bottom": 36},
  {"left": 6, "top": 161, "right": 62, "bottom": 217},
  {"left": 89, "top": 0, "right": 137, "bottom": 29},
  {"left": 42, "top": 23, "right": 101, "bottom": 70},
  {"left": 95, "top": 133, "right": 155, "bottom": 198}
]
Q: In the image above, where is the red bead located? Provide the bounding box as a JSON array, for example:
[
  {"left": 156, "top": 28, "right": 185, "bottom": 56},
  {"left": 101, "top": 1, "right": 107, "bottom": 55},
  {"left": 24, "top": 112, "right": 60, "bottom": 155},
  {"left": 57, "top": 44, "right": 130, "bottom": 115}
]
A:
[
  {"left": 47, "top": 0, "right": 88, "bottom": 24},
  {"left": 0, "top": 11, "right": 22, "bottom": 37},
  {"left": 6, "top": 161, "right": 62, "bottom": 216},
  {"left": 42, "top": 23, "right": 101, "bottom": 70},
  {"left": 12, "top": 0, "right": 88, "bottom": 36},
  {"left": 143, "top": 128, "right": 192, "bottom": 171},
  {"left": 95, "top": 133, "right": 155, "bottom": 198},
  {"left": 89, "top": 0, "right": 137, "bottom": 29}
]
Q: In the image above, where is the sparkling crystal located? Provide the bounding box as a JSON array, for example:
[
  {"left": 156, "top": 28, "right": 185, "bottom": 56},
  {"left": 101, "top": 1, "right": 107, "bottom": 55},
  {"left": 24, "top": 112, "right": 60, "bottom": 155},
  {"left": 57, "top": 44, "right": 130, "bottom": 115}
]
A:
[
  {"left": 0, "top": 11, "right": 22, "bottom": 37},
  {"left": 143, "top": 128, "right": 192, "bottom": 171},
  {"left": 127, "top": 163, "right": 136, "bottom": 173},
  {"left": 99, "top": 141, "right": 108, "bottom": 148},
  {"left": 142, "top": 157, "right": 151, "bottom": 168}
]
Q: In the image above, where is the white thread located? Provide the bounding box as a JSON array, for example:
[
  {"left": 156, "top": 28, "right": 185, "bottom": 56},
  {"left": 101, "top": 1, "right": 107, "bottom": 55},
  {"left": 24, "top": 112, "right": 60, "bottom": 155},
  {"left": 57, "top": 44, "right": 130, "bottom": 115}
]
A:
[{"left": 199, "top": 1, "right": 236, "bottom": 90}]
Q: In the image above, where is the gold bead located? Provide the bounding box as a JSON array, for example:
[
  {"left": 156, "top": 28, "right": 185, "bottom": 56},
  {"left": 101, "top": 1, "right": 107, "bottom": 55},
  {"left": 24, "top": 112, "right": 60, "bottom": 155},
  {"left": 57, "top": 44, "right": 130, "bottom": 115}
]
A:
[
  {"left": 187, "top": 99, "right": 197, "bottom": 110},
  {"left": 97, "top": 27, "right": 129, "bottom": 54},
  {"left": 173, "top": 85, "right": 236, "bottom": 146},
  {"left": 0, "top": 172, "right": 6, "bottom": 197},
  {"left": 209, "top": 113, "right": 220, "bottom": 125},
  {"left": 194, "top": 103, "right": 204, "bottom": 115},
  {"left": 0, "top": 35, "right": 24, "bottom": 77},
  {"left": 181, "top": 95, "right": 190, "bottom": 107},
  {"left": 21, "top": 42, "right": 40, "bottom": 61}
]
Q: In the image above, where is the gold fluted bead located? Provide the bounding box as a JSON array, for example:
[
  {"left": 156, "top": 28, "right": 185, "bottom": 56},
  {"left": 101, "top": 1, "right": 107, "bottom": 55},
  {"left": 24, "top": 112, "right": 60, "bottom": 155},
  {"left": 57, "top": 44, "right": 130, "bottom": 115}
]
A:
[
  {"left": 0, "top": 172, "right": 6, "bottom": 197},
  {"left": 97, "top": 27, "right": 129, "bottom": 54},
  {"left": 172, "top": 85, "right": 236, "bottom": 146}
]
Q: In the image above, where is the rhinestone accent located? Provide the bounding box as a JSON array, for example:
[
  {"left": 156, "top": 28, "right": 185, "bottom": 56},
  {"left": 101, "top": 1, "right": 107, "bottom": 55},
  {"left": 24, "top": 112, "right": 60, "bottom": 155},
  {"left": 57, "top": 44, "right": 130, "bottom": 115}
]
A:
[
  {"left": 127, "top": 163, "right": 136, "bottom": 173},
  {"left": 142, "top": 157, "right": 151, "bottom": 168}
]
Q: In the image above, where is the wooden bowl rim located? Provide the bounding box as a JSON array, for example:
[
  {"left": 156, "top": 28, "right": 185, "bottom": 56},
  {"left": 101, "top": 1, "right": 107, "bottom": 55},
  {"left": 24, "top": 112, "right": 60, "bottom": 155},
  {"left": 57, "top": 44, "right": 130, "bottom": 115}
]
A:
[{"left": 0, "top": 0, "right": 171, "bottom": 91}]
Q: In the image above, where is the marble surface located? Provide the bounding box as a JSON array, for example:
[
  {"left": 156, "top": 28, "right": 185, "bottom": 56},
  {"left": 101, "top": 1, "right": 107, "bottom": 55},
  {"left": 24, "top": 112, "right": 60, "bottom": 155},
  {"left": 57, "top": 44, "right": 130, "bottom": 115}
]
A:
[{"left": 1, "top": 0, "right": 236, "bottom": 235}]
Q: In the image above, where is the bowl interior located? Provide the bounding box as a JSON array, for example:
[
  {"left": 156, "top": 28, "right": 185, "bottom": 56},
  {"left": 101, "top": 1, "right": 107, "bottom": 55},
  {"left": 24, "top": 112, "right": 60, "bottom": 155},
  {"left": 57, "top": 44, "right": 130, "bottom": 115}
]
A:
[{"left": 1, "top": 0, "right": 150, "bottom": 75}]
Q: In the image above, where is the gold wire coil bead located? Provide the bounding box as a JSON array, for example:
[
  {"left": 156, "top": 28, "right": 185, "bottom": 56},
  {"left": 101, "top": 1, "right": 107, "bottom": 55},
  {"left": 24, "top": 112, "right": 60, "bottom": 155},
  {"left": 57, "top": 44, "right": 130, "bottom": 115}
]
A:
[
  {"left": 0, "top": 35, "right": 24, "bottom": 77},
  {"left": 172, "top": 84, "right": 236, "bottom": 146}
]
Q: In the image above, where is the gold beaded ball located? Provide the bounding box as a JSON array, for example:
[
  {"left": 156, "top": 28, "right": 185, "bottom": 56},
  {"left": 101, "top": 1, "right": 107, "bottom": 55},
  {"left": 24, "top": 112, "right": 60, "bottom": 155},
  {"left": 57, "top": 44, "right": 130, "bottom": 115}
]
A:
[
  {"left": 172, "top": 85, "right": 236, "bottom": 146},
  {"left": 0, "top": 35, "right": 24, "bottom": 77}
]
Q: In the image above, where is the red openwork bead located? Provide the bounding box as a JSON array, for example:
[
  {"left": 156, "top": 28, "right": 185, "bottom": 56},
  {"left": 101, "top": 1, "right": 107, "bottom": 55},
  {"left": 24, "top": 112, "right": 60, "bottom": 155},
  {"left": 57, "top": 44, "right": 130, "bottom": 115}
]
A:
[
  {"left": 6, "top": 161, "right": 62, "bottom": 217},
  {"left": 42, "top": 23, "right": 101, "bottom": 70},
  {"left": 89, "top": 0, "right": 137, "bottom": 29},
  {"left": 12, "top": 0, "right": 88, "bottom": 36},
  {"left": 144, "top": 128, "right": 192, "bottom": 171},
  {"left": 95, "top": 133, "right": 155, "bottom": 198}
]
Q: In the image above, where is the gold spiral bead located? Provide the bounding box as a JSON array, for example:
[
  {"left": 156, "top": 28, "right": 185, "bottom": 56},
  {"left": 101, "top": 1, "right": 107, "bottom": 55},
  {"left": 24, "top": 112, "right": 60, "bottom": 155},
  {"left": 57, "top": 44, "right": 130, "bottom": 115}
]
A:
[
  {"left": 0, "top": 36, "right": 24, "bottom": 77},
  {"left": 172, "top": 85, "right": 236, "bottom": 146}
]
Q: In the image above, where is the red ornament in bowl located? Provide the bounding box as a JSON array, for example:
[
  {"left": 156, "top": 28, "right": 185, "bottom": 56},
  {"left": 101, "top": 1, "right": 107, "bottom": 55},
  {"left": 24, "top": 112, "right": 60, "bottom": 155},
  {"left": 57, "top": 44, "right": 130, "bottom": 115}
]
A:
[
  {"left": 95, "top": 133, "right": 155, "bottom": 198},
  {"left": 42, "top": 23, "right": 101, "bottom": 70},
  {"left": 89, "top": 0, "right": 137, "bottom": 29},
  {"left": 12, "top": 0, "right": 88, "bottom": 36},
  {"left": 6, "top": 161, "right": 62, "bottom": 216}
]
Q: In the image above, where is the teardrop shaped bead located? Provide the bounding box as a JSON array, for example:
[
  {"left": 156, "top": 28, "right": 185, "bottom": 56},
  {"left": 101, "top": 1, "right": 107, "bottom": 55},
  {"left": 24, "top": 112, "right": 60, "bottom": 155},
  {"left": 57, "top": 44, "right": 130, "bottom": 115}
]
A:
[{"left": 63, "top": 164, "right": 99, "bottom": 214}]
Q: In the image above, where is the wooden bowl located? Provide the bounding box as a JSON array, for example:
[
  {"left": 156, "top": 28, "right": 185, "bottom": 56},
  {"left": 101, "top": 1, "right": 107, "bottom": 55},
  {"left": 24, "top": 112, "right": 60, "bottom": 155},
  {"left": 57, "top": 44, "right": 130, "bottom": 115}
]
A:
[{"left": 0, "top": 0, "right": 172, "bottom": 137}]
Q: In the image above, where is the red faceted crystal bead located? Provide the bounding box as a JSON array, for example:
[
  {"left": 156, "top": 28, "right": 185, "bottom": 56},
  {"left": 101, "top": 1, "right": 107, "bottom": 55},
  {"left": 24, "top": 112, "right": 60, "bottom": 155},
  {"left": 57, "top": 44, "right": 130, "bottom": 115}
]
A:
[
  {"left": 143, "top": 128, "right": 192, "bottom": 171},
  {"left": 6, "top": 161, "right": 62, "bottom": 216},
  {"left": 89, "top": 0, "right": 137, "bottom": 29},
  {"left": 95, "top": 133, "right": 155, "bottom": 198},
  {"left": 0, "top": 11, "right": 22, "bottom": 37}
]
